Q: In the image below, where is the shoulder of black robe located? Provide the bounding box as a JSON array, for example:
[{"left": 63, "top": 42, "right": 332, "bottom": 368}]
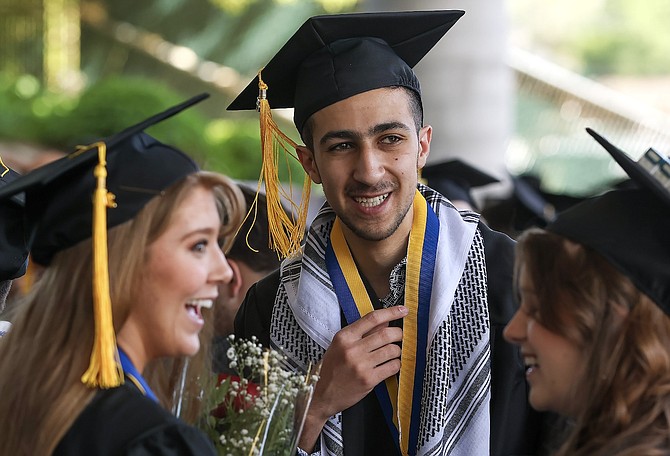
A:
[
  {"left": 478, "top": 221, "right": 516, "bottom": 326},
  {"left": 54, "top": 379, "right": 216, "bottom": 455},
  {"left": 234, "top": 267, "right": 281, "bottom": 349},
  {"left": 479, "top": 221, "right": 558, "bottom": 456}
]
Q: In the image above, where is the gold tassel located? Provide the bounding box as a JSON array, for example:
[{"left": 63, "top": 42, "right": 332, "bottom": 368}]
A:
[
  {"left": 80, "top": 142, "right": 123, "bottom": 388},
  {"left": 256, "top": 72, "right": 311, "bottom": 258},
  {"left": 0, "top": 154, "right": 9, "bottom": 177},
  {"left": 20, "top": 255, "right": 35, "bottom": 295}
]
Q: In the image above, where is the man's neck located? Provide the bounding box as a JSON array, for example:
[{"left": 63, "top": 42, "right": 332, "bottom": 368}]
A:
[{"left": 342, "top": 219, "right": 411, "bottom": 299}]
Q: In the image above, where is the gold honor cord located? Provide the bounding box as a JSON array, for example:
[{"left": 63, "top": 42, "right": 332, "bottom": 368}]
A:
[
  {"left": 125, "top": 373, "right": 147, "bottom": 395},
  {"left": 330, "top": 220, "right": 400, "bottom": 429},
  {"left": 398, "top": 190, "right": 427, "bottom": 455},
  {"left": 330, "top": 189, "right": 429, "bottom": 455}
]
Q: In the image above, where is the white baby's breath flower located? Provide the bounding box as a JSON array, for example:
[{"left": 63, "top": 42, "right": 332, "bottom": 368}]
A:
[{"left": 198, "top": 336, "right": 320, "bottom": 455}]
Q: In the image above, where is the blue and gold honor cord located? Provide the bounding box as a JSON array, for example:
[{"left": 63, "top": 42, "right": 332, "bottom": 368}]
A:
[
  {"left": 118, "top": 348, "right": 158, "bottom": 402},
  {"left": 325, "top": 190, "right": 439, "bottom": 455}
]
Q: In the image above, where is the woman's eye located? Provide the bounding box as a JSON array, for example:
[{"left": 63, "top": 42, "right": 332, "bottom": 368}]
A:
[
  {"left": 521, "top": 303, "right": 539, "bottom": 320},
  {"left": 192, "top": 240, "right": 208, "bottom": 253}
]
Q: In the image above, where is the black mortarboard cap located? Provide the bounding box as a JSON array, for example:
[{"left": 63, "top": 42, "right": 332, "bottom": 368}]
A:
[
  {"left": 422, "top": 159, "right": 499, "bottom": 209},
  {"left": 511, "top": 175, "right": 588, "bottom": 228},
  {"left": 0, "top": 93, "right": 209, "bottom": 388},
  {"left": 0, "top": 163, "right": 29, "bottom": 281},
  {"left": 227, "top": 10, "right": 464, "bottom": 133},
  {"left": 547, "top": 128, "right": 670, "bottom": 314},
  {"left": 0, "top": 93, "right": 208, "bottom": 266}
]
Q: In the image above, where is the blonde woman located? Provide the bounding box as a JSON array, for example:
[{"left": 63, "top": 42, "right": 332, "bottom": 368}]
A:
[{"left": 0, "top": 96, "right": 244, "bottom": 455}]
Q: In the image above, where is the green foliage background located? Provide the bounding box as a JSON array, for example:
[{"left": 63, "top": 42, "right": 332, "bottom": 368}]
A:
[
  {"left": 511, "top": 0, "right": 670, "bottom": 76},
  {"left": 0, "top": 73, "right": 306, "bottom": 182},
  {"left": 1, "top": 0, "right": 348, "bottom": 182}
]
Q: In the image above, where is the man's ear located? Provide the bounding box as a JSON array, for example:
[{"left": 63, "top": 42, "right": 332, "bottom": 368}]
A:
[
  {"left": 296, "top": 145, "right": 322, "bottom": 184},
  {"left": 417, "top": 125, "right": 432, "bottom": 169},
  {"left": 226, "top": 259, "right": 243, "bottom": 298}
]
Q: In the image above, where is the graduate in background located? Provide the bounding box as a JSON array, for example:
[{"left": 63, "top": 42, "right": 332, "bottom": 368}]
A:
[
  {"left": 505, "top": 128, "right": 670, "bottom": 455},
  {"left": 481, "top": 173, "right": 591, "bottom": 239},
  {"left": 0, "top": 95, "right": 244, "bottom": 455},
  {"left": 421, "top": 158, "right": 500, "bottom": 212},
  {"left": 212, "top": 186, "right": 283, "bottom": 372}
]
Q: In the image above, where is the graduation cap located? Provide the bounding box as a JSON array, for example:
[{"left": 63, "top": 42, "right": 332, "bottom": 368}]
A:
[
  {"left": 228, "top": 10, "right": 464, "bottom": 133},
  {"left": 0, "top": 160, "right": 29, "bottom": 281},
  {"left": 227, "top": 10, "right": 464, "bottom": 258},
  {"left": 478, "top": 174, "right": 590, "bottom": 239},
  {"left": 421, "top": 159, "right": 499, "bottom": 210},
  {"left": 511, "top": 175, "right": 590, "bottom": 226},
  {"left": 547, "top": 128, "right": 670, "bottom": 314},
  {"left": 0, "top": 93, "right": 209, "bottom": 388}
]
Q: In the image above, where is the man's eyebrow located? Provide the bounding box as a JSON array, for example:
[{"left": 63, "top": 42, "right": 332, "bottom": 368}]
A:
[
  {"left": 369, "top": 121, "right": 413, "bottom": 135},
  {"left": 319, "top": 129, "right": 361, "bottom": 146}
]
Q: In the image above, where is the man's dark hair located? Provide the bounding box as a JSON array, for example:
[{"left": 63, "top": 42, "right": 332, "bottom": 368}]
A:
[
  {"left": 300, "top": 86, "right": 424, "bottom": 150},
  {"left": 226, "top": 186, "right": 282, "bottom": 273}
]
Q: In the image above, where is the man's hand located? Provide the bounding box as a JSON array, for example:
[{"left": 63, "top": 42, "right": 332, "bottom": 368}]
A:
[{"left": 298, "top": 305, "right": 407, "bottom": 452}]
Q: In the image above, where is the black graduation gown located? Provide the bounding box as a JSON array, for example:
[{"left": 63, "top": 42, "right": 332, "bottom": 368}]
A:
[
  {"left": 234, "top": 222, "right": 548, "bottom": 456},
  {"left": 55, "top": 378, "right": 216, "bottom": 455}
]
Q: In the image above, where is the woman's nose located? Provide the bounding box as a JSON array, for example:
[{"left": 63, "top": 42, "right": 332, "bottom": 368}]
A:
[
  {"left": 211, "top": 247, "right": 234, "bottom": 285},
  {"left": 503, "top": 309, "right": 527, "bottom": 345}
]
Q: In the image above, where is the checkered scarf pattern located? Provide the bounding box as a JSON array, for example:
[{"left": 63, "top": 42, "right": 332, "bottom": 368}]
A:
[{"left": 271, "top": 185, "right": 491, "bottom": 455}]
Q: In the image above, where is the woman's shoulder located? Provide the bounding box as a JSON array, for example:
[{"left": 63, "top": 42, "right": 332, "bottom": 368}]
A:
[{"left": 55, "top": 382, "right": 215, "bottom": 455}]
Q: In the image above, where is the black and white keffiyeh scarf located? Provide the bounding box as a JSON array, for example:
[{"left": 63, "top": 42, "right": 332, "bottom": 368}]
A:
[{"left": 270, "top": 185, "right": 491, "bottom": 455}]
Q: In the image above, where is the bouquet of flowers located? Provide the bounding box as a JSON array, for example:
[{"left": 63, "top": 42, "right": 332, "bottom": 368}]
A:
[{"left": 199, "top": 335, "right": 320, "bottom": 456}]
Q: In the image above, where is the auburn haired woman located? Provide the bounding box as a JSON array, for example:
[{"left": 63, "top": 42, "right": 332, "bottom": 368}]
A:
[{"left": 505, "top": 129, "right": 670, "bottom": 456}]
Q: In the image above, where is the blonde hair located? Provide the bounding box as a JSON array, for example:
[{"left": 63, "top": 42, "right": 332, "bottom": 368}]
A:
[
  {"left": 517, "top": 229, "right": 670, "bottom": 456},
  {"left": 0, "top": 171, "right": 243, "bottom": 455}
]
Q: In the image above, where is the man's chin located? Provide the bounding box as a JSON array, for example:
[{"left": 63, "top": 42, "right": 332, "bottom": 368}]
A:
[{"left": 341, "top": 220, "right": 399, "bottom": 242}]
